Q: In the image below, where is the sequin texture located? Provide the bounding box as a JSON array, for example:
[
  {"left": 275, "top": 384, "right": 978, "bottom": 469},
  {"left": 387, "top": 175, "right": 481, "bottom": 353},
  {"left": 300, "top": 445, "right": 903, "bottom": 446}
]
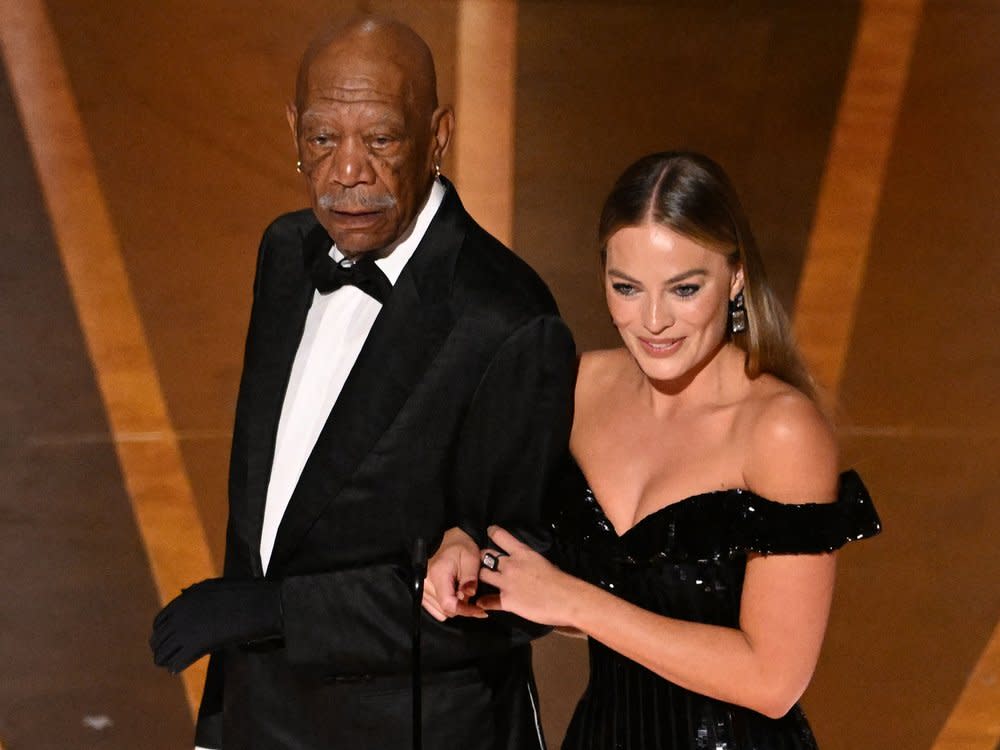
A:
[{"left": 552, "top": 467, "right": 881, "bottom": 750}]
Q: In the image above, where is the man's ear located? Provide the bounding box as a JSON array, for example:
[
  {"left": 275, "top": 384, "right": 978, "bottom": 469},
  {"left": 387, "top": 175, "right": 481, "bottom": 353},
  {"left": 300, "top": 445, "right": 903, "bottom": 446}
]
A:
[
  {"left": 430, "top": 106, "right": 455, "bottom": 168},
  {"left": 286, "top": 102, "right": 299, "bottom": 147}
]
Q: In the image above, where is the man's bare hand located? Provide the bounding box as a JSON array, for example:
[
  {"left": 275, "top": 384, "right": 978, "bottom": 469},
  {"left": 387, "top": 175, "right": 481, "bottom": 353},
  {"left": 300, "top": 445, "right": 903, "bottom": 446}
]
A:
[{"left": 422, "top": 527, "right": 487, "bottom": 621}]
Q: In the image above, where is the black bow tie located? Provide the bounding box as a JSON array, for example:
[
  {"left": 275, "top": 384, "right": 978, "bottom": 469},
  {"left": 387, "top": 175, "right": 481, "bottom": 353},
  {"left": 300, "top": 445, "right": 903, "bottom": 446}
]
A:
[{"left": 308, "top": 252, "right": 392, "bottom": 304}]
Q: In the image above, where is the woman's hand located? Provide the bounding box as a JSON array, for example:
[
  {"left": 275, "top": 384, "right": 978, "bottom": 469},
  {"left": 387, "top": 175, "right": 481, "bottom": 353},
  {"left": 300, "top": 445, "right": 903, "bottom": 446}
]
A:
[
  {"left": 476, "top": 525, "right": 581, "bottom": 627},
  {"left": 422, "top": 527, "right": 487, "bottom": 622}
]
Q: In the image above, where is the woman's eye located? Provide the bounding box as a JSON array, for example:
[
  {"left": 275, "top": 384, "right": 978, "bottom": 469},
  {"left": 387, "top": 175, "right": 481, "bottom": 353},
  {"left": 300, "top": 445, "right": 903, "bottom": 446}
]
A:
[
  {"left": 370, "top": 134, "right": 395, "bottom": 149},
  {"left": 611, "top": 282, "right": 637, "bottom": 296},
  {"left": 673, "top": 284, "right": 700, "bottom": 298},
  {"left": 310, "top": 134, "right": 334, "bottom": 147}
]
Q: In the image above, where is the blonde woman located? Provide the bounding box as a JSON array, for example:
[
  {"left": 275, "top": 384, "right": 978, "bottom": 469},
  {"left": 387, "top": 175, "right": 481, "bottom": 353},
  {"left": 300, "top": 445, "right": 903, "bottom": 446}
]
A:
[{"left": 425, "top": 152, "right": 880, "bottom": 749}]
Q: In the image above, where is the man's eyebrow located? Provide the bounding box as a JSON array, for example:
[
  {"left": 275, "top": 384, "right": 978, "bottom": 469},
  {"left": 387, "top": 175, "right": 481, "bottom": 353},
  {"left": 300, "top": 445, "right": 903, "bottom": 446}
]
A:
[{"left": 606, "top": 268, "right": 708, "bottom": 284}]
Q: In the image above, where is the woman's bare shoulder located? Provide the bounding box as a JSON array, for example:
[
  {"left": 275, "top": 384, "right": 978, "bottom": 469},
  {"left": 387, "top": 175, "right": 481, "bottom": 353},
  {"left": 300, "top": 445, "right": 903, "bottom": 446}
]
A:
[
  {"left": 741, "top": 377, "right": 839, "bottom": 504},
  {"left": 573, "top": 349, "right": 636, "bottom": 425},
  {"left": 579, "top": 347, "right": 631, "bottom": 371},
  {"left": 578, "top": 348, "right": 630, "bottom": 389}
]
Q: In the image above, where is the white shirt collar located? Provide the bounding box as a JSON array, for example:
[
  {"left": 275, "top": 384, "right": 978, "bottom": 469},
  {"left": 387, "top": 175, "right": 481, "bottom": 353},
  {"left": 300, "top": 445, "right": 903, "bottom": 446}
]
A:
[{"left": 330, "top": 178, "right": 447, "bottom": 285}]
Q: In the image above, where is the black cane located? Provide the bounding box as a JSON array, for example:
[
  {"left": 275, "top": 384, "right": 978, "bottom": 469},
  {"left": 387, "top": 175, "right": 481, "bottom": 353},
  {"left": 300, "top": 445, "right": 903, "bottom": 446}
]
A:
[{"left": 411, "top": 537, "right": 427, "bottom": 750}]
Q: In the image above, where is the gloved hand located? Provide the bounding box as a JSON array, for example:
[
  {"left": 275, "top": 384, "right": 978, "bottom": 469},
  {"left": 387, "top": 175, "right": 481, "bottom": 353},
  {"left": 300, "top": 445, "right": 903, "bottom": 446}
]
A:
[{"left": 150, "top": 578, "right": 283, "bottom": 673}]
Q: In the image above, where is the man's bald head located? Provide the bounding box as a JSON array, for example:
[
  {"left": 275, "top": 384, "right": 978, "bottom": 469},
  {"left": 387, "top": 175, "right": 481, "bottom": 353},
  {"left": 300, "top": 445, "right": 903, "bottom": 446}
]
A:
[
  {"left": 287, "top": 16, "right": 454, "bottom": 256},
  {"left": 294, "top": 17, "right": 439, "bottom": 118}
]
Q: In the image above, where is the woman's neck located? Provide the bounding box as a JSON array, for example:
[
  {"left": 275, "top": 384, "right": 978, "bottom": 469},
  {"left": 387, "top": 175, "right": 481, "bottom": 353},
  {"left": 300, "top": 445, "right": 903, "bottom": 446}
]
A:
[{"left": 635, "top": 343, "right": 749, "bottom": 417}]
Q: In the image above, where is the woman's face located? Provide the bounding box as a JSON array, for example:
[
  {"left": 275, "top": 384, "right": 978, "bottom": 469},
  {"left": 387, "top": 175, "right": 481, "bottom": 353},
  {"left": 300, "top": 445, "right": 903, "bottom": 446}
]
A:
[{"left": 604, "top": 223, "right": 743, "bottom": 383}]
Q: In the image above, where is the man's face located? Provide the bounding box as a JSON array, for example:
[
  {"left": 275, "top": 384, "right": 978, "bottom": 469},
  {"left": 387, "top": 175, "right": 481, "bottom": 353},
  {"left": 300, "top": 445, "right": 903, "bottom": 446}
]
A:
[{"left": 290, "top": 48, "right": 437, "bottom": 256}]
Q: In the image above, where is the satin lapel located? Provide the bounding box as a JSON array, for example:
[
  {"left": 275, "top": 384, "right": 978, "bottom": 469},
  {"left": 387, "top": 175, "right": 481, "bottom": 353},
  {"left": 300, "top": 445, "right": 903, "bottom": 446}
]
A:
[
  {"left": 241, "top": 222, "right": 324, "bottom": 575},
  {"left": 267, "top": 189, "right": 467, "bottom": 572}
]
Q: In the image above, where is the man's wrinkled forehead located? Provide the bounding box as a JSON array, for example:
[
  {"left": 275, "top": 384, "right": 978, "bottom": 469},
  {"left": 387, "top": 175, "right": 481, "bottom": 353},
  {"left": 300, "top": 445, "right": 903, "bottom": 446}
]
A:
[
  {"left": 296, "top": 26, "right": 434, "bottom": 113},
  {"left": 301, "top": 48, "right": 413, "bottom": 109}
]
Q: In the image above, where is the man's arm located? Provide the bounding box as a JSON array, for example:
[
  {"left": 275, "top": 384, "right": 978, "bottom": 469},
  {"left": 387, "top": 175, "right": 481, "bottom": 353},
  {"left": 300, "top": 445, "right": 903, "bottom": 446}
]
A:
[
  {"left": 189, "top": 223, "right": 276, "bottom": 749},
  {"left": 451, "top": 315, "right": 575, "bottom": 548},
  {"left": 156, "top": 315, "right": 574, "bottom": 683},
  {"left": 279, "top": 314, "right": 576, "bottom": 671}
]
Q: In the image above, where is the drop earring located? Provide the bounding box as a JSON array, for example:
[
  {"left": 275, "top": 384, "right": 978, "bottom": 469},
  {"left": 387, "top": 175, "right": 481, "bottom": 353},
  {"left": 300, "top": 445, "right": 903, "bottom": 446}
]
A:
[
  {"left": 729, "top": 291, "right": 747, "bottom": 334},
  {"left": 434, "top": 162, "right": 441, "bottom": 178},
  {"left": 296, "top": 160, "right": 302, "bottom": 173}
]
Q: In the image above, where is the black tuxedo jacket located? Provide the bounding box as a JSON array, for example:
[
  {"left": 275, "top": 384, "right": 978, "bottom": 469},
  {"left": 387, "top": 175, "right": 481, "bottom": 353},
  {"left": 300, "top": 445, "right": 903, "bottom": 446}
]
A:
[{"left": 196, "top": 184, "right": 576, "bottom": 749}]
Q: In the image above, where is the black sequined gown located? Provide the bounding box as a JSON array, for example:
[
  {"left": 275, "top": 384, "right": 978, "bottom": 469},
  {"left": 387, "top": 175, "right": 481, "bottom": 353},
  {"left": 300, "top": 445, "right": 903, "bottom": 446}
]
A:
[{"left": 552, "top": 467, "right": 881, "bottom": 750}]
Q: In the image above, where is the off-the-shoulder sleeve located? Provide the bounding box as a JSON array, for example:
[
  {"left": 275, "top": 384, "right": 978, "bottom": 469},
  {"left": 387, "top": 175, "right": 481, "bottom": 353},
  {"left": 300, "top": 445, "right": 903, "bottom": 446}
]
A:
[
  {"left": 553, "top": 469, "right": 882, "bottom": 565},
  {"left": 731, "top": 470, "right": 882, "bottom": 556}
]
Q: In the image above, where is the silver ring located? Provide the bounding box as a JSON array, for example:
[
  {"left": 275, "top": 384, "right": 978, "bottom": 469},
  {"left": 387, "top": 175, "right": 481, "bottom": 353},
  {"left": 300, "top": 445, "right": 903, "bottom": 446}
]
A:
[{"left": 481, "top": 552, "right": 500, "bottom": 571}]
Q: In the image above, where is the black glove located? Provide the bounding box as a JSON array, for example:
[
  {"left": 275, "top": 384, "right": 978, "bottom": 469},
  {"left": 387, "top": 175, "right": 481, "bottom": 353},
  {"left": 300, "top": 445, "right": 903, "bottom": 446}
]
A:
[{"left": 150, "top": 578, "right": 283, "bottom": 673}]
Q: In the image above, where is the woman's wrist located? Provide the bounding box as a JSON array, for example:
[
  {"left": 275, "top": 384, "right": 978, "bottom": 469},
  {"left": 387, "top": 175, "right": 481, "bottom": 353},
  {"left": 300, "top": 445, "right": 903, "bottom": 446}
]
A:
[{"left": 558, "top": 571, "right": 598, "bottom": 632}]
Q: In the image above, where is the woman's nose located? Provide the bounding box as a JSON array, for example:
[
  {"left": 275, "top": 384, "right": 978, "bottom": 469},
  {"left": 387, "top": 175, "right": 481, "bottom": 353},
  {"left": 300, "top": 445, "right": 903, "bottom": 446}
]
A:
[{"left": 642, "top": 297, "right": 674, "bottom": 333}]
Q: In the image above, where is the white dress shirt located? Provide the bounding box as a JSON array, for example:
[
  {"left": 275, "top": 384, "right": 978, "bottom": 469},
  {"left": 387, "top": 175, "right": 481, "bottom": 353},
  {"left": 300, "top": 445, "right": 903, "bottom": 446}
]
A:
[
  {"left": 193, "top": 180, "right": 445, "bottom": 750},
  {"left": 258, "top": 179, "right": 445, "bottom": 573}
]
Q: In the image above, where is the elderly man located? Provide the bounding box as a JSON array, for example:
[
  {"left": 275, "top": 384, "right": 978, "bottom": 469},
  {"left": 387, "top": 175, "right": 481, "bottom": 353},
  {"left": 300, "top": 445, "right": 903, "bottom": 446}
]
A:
[{"left": 149, "top": 15, "right": 575, "bottom": 750}]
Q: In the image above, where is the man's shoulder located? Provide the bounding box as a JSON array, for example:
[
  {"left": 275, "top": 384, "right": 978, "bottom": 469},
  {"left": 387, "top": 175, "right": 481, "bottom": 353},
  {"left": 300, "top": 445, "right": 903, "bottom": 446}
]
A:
[
  {"left": 261, "top": 208, "right": 320, "bottom": 244},
  {"left": 252, "top": 210, "right": 322, "bottom": 278},
  {"left": 455, "top": 221, "right": 559, "bottom": 320}
]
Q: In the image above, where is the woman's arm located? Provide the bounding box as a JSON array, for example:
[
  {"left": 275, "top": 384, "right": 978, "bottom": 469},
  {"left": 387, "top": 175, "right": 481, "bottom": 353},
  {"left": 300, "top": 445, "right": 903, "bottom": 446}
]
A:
[{"left": 479, "top": 391, "right": 840, "bottom": 718}]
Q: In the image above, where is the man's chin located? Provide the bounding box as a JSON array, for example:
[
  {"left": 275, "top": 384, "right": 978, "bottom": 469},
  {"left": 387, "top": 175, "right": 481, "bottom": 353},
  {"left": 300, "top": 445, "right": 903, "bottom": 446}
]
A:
[{"left": 320, "top": 225, "right": 394, "bottom": 257}]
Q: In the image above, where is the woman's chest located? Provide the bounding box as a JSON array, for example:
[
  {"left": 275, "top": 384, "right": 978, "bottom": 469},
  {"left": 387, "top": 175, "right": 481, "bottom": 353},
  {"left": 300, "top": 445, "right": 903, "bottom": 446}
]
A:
[{"left": 570, "top": 407, "right": 747, "bottom": 535}]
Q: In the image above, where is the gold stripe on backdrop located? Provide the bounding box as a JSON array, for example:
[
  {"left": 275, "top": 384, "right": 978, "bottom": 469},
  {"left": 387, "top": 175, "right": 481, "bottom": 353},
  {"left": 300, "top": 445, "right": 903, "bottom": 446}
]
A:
[
  {"left": 931, "top": 625, "right": 1000, "bottom": 748},
  {"left": 793, "top": 0, "right": 923, "bottom": 398},
  {"left": 0, "top": 0, "right": 213, "bottom": 716},
  {"left": 793, "top": 0, "right": 1000, "bottom": 747},
  {"left": 454, "top": 0, "right": 518, "bottom": 247}
]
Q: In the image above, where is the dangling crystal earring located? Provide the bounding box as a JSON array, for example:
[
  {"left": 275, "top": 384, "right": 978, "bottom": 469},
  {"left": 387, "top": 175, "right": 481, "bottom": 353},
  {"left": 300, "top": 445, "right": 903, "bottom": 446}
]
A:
[
  {"left": 296, "top": 160, "right": 302, "bottom": 173},
  {"left": 729, "top": 291, "right": 747, "bottom": 334}
]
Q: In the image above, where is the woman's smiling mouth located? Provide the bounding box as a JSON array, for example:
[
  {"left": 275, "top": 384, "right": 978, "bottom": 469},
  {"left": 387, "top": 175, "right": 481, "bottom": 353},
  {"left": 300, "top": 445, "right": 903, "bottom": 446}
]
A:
[{"left": 638, "top": 336, "right": 684, "bottom": 356}]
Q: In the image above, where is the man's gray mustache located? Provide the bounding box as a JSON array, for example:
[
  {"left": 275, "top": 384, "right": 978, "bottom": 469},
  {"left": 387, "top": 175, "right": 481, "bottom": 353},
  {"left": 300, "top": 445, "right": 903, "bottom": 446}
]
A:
[{"left": 318, "top": 193, "right": 397, "bottom": 211}]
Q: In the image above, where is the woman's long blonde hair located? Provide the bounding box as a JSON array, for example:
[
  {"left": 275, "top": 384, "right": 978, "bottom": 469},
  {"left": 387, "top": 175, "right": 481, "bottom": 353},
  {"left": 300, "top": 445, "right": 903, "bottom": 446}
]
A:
[{"left": 598, "top": 151, "right": 816, "bottom": 401}]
